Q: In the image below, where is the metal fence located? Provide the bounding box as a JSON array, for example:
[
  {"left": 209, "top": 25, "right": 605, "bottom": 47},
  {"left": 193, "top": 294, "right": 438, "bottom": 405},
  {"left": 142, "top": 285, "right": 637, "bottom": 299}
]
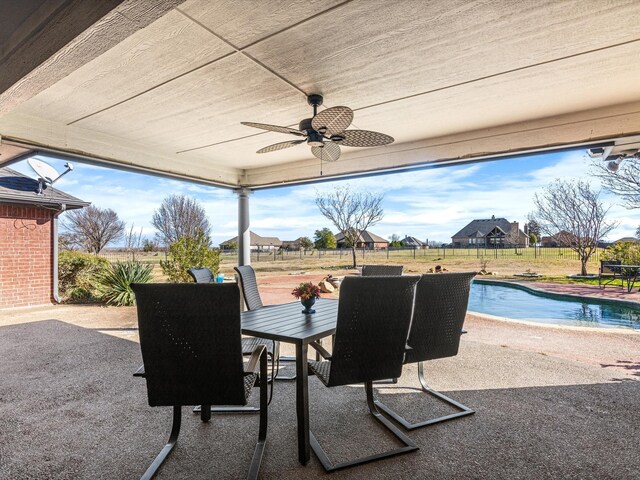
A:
[
  {"left": 97, "top": 250, "right": 167, "bottom": 264},
  {"left": 218, "top": 246, "right": 603, "bottom": 264}
]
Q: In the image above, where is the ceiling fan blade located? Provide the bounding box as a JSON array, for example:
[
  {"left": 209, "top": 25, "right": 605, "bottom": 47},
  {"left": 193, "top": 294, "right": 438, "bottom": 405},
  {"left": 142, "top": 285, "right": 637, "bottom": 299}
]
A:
[
  {"left": 241, "top": 122, "right": 305, "bottom": 136},
  {"left": 257, "top": 139, "right": 305, "bottom": 154},
  {"left": 311, "top": 106, "right": 353, "bottom": 136},
  {"left": 340, "top": 129, "right": 394, "bottom": 147},
  {"left": 311, "top": 142, "right": 341, "bottom": 162}
]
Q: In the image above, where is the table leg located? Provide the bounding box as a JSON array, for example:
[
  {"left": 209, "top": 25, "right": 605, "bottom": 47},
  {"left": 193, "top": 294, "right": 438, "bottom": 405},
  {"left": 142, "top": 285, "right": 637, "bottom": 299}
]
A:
[{"left": 295, "top": 342, "right": 310, "bottom": 464}]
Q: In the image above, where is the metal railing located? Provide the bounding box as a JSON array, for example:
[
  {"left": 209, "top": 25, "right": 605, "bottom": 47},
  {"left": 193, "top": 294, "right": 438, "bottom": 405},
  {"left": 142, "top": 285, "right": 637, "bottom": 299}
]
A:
[{"left": 217, "top": 246, "right": 602, "bottom": 264}]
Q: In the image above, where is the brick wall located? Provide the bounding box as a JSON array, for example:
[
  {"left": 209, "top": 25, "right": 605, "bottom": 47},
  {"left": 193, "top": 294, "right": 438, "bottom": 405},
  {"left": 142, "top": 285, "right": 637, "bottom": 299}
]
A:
[{"left": 0, "top": 204, "right": 55, "bottom": 308}]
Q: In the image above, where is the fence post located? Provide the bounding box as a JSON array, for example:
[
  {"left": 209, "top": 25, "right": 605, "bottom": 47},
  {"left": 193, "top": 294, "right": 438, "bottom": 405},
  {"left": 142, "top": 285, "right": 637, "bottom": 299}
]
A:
[
  {"left": 413, "top": 247, "right": 416, "bottom": 259},
  {"left": 387, "top": 248, "right": 389, "bottom": 259}
]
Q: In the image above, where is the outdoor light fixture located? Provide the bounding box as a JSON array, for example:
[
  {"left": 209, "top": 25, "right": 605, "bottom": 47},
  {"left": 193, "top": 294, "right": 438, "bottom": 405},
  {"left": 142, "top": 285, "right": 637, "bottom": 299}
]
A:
[
  {"left": 606, "top": 151, "right": 640, "bottom": 173},
  {"left": 606, "top": 157, "right": 624, "bottom": 172}
]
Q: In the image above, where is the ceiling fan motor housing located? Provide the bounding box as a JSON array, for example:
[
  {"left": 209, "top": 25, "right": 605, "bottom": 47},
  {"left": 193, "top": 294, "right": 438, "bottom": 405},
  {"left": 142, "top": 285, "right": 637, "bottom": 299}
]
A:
[{"left": 299, "top": 118, "right": 324, "bottom": 147}]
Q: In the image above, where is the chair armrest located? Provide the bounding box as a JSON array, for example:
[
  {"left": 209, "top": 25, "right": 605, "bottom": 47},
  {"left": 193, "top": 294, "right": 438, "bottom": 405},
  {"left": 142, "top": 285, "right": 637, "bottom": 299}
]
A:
[
  {"left": 310, "top": 340, "right": 332, "bottom": 360},
  {"left": 245, "top": 345, "right": 267, "bottom": 375},
  {"left": 133, "top": 365, "right": 145, "bottom": 377}
]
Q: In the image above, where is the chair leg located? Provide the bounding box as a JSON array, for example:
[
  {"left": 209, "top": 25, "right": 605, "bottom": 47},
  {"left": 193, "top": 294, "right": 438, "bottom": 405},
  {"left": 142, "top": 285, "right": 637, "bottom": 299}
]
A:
[
  {"left": 248, "top": 347, "right": 269, "bottom": 480},
  {"left": 140, "top": 405, "right": 181, "bottom": 480},
  {"left": 309, "top": 381, "right": 418, "bottom": 472},
  {"left": 375, "top": 362, "right": 474, "bottom": 430},
  {"left": 274, "top": 341, "right": 296, "bottom": 381}
]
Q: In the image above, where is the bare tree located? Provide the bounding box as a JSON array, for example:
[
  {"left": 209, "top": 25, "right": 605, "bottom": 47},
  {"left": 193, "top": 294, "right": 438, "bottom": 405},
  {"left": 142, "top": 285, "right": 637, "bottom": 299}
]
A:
[
  {"left": 592, "top": 157, "right": 640, "bottom": 208},
  {"left": 152, "top": 194, "right": 211, "bottom": 247},
  {"left": 63, "top": 205, "right": 126, "bottom": 254},
  {"left": 316, "top": 186, "right": 384, "bottom": 268},
  {"left": 531, "top": 179, "right": 617, "bottom": 275},
  {"left": 124, "top": 224, "right": 144, "bottom": 254}
]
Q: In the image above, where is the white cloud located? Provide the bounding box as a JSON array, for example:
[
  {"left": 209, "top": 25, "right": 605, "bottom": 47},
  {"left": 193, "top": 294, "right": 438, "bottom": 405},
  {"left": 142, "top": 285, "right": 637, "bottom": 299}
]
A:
[{"left": 9, "top": 150, "right": 640, "bottom": 246}]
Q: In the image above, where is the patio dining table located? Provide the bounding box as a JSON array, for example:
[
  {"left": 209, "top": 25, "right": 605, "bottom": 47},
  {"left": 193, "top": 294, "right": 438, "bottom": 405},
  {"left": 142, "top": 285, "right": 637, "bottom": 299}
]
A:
[
  {"left": 241, "top": 298, "right": 338, "bottom": 465},
  {"left": 605, "top": 264, "right": 640, "bottom": 293}
]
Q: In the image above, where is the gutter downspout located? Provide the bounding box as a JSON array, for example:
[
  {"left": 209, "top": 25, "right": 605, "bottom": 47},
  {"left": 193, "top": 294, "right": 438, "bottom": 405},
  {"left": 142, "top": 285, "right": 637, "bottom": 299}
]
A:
[{"left": 52, "top": 204, "right": 66, "bottom": 303}]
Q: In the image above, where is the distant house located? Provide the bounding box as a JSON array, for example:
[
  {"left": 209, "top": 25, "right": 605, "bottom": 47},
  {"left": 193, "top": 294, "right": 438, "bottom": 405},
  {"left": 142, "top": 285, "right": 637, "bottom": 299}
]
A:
[
  {"left": 540, "top": 230, "right": 578, "bottom": 247},
  {"left": 281, "top": 237, "right": 310, "bottom": 251},
  {"left": 0, "top": 167, "right": 89, "bottom": 308},
  {"left": 613, "top": 237, "right": 640, "bottom": 245},
  {"left": 219, "top": 231, "right": 282, "bottom": 251},
  {"left": 401, "top": 236, "right": 426, "bottom": 248},
  {"left": 451, "top": 215, "right": 529, "bottom": 248},
  {"left": 335, "top": 230, "right": 389, "bottom": 249}
]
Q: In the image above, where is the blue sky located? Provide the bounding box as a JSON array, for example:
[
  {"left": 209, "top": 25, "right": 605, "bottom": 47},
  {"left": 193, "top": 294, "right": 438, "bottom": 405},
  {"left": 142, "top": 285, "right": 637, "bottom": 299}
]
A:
[{"left": 9, "top": 148, "right": 640, "bottom": 247}]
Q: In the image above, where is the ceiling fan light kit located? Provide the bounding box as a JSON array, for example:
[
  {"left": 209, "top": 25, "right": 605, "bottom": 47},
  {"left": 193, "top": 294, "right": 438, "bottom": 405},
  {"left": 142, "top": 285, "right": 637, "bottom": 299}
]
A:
[{"left": 241, "top": 94, "right": 394, "bottom": 168}]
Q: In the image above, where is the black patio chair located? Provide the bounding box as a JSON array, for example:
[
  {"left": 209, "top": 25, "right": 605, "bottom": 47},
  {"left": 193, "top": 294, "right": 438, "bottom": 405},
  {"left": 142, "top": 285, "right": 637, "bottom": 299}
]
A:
[
  {"left": 186, "top": 267, "right": 215, "bottom": 283},
  {"left": 188, "top": 267, "right": 277, "bottom": 404},
  {"left": 598, "top": 260, "right": 622, "bottom": 289},
  {"left": 361, "top": 264, "right": 404, "bottom": 276},
  {"left": 307, "top": 275, "right": 420, "bottom": 471},
  {"left": 374, "top": 272, "right": 476, "bottom": 430},
  {"left": 361, "top": 263, "right": 403, "bottom": 382},
  {"left": 131, "top": 283, "right": 268, "bottom": 480},
  {"left": 234, "top": 265, "right": 296, "bottom": 380}
]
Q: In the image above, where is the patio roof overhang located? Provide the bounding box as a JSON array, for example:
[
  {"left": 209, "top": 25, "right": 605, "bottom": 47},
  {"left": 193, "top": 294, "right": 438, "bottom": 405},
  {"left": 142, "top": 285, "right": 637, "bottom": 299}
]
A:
[{"left": 1, "top": 1, "right": 640, "bottom": 190}]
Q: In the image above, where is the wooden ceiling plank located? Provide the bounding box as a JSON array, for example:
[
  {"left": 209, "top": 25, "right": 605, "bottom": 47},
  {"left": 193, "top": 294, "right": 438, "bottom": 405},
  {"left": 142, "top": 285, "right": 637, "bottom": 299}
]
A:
[{"left": 0, "top": 0, "right": 186, "bottom": 115}]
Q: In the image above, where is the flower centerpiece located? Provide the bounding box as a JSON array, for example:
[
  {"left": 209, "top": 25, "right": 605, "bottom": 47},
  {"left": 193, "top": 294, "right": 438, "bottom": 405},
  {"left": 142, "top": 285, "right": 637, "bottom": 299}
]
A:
[{"left": 291, "top": 282, "right": 321, "bottom": 314}]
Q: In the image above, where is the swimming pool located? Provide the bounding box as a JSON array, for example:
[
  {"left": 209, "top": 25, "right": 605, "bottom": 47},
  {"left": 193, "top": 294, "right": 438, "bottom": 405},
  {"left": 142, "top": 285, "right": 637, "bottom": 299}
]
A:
[{"left": 468, "top": 281, "right": 640, "bottom": 330}]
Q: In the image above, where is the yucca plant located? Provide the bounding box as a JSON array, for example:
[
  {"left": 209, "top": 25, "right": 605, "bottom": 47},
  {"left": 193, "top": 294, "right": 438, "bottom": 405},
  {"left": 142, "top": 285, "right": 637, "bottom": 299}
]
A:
[{"left": 99, "top": 261, "right": 153, "bottom": 306}]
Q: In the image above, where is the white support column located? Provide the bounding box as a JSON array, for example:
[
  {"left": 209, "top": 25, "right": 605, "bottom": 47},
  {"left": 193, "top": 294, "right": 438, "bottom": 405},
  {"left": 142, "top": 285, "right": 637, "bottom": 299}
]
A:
[{"left": 235, "top": 188, "right": 253, "bottom": 266}]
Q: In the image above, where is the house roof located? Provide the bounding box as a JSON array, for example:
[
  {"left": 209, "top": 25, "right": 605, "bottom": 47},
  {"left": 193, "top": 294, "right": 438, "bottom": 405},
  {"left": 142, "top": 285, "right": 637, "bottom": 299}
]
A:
[
  {"left": 335, "top": 230, "right": 388, "bottom": 244},
  {"left": 402, "top": 236, "right": 425, "bottom": 246},
  {"left": 613, "top": 237, "right": 639, "bottom": 244},
  {"left": 0, "top": 167, "right": 88, "bottom": 210},
  {"left": 1, "top": 3, "right": 640, "bottom": 189},
  {"left": 452, "top": 218, "right": 524, "bottom": 239},
  {"left": 220, "top": 231, "right": 282, "bottom": 247}
]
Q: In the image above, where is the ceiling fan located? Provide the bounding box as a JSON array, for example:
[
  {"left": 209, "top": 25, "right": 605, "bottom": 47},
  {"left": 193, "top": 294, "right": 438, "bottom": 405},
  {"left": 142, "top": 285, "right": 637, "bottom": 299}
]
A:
[{"left": 241, "top": 94, "right": 394, "bottom": 162}]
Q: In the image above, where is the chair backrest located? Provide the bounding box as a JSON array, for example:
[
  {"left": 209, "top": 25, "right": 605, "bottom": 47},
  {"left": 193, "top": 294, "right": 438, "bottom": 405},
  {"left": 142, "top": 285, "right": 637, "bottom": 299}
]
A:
[
  {"left": 328, "top": 275, "right": 419, "bottom": 387},
  {"left": 132, "top": 283, "right": 247, "bottom": 407},
  {"left": 234, "top": 265, "right": 264, "bottom": 311},
  {"left": 187, "top": 267, "right": 213, "bottom": 283},
  {"left": 600, "top": 260, "right": 621, "bottom": 274},
  {"left": 405, "top": 272, "right": 476, "bottom": 364},
  {"left": 361, "top": 264, "right": 403, "bottom": 276}
]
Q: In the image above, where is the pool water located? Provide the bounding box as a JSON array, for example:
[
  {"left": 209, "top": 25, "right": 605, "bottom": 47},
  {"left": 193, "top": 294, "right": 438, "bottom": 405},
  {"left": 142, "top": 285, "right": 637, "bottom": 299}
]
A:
[{"left": 468, "top": 282, "right": 640, "bottom": 330}]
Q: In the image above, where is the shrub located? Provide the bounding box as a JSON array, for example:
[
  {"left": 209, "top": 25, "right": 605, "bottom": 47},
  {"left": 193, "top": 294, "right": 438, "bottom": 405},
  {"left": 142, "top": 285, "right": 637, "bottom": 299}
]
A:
[
  {"left": 601, "top": 241, "right": 640, "bottom": 265},
  {"left": 98, "top": 261, "right": 154, "bottom": 306},
  {"left": 160, "top": 230, "right": 220, "bottom": 283},
  {"left": 58, "top": 251, "right": 109, "bottom": 302}
]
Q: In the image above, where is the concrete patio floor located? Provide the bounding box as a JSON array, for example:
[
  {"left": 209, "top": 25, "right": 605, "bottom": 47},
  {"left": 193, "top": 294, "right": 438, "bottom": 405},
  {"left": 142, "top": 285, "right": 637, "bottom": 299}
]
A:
[{"left": 0, "top": 276, "right": 638, "bottom": 479}]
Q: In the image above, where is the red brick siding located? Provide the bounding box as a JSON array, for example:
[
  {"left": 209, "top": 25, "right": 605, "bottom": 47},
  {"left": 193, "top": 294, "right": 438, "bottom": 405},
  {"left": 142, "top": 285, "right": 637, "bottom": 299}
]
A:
[{"left": 0, "top": 205, "right": 55, "bottom": 307}]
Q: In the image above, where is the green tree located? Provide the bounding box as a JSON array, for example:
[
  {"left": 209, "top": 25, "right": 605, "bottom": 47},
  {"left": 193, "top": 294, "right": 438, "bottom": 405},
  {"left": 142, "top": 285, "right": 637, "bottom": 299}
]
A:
[
  {"left": 389, "top": 233, "right": 403, "bottom": 247},
  {"left": 224, "top": 240, "right": 238, "bottom": 250},
  {"left": 298, "top": 237, "right": 313, "bottom": 249},
  {"left": 142, "top": 239, "right": 157, "bottom": 252},
  {"left": 313, "top": 228, "right": 337, "bottom": 249},
  {"left": 160, "top": 229, "right": 220, "bottom": 282}
]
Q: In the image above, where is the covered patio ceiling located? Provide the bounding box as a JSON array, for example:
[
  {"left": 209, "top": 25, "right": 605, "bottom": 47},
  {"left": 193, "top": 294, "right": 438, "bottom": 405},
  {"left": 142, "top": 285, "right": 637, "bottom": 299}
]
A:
[{"left": 1, "top": 0, "right": 640, "bottom": 189}]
